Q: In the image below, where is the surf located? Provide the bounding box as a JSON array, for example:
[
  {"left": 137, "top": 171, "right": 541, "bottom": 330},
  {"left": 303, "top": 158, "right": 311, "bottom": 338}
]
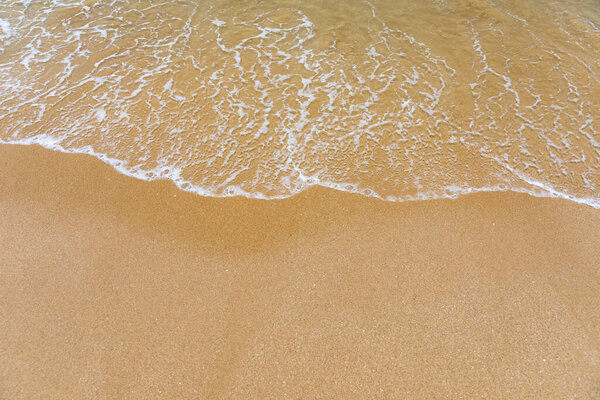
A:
[{"left": 0, "top": 0, "right": 598, "bottom": 208}]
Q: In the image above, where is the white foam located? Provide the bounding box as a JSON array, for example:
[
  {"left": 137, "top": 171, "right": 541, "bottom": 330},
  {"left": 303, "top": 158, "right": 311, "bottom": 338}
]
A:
[
  {"left": 0, "top": 19, "right": 12, "bottom": 39},
  {"left": 95, "top": 108, "right": 106, "bottom": 122}
]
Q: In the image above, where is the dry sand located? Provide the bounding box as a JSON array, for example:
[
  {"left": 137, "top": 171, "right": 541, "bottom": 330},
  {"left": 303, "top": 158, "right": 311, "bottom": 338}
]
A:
[{"left": 1, "top": 143, "right": 599, "bottom": 399}]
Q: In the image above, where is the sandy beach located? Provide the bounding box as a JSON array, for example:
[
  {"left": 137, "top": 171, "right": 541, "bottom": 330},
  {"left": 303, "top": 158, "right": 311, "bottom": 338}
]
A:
[
  {"left": 1, "top": 0, "right": 599, "bottom": 398},
  {"left": 1, "top": 143, "right": 599, "bottom": 399}
]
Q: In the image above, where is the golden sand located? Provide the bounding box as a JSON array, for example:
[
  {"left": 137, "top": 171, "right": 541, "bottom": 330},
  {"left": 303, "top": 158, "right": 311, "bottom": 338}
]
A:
[{"left": 1, "top": 143, "right": 599, "bottom": 399}]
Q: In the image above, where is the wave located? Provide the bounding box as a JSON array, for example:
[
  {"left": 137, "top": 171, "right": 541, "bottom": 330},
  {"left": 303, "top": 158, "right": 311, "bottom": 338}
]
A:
[{"left": 0, "top": 0, "right": 598, "bottom": 208}]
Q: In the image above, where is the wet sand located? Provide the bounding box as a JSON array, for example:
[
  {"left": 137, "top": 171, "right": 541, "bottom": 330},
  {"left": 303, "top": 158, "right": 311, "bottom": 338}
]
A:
[{"left": 1, "top": 143, "right": 599, "bottom": 399}]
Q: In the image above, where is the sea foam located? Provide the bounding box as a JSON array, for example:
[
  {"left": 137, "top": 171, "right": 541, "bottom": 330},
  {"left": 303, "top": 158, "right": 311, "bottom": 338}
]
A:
[{"left": 0, "top": 0, "right": 598, "bottom": 208}]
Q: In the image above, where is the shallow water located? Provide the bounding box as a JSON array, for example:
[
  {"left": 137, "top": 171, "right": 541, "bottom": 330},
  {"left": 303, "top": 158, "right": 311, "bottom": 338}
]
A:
[{"left": 0, "top": 0, "right": 598, "bottom": 206}]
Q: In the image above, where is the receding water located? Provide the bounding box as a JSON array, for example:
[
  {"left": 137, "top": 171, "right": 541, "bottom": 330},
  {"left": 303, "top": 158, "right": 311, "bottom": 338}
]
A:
[{"left": 0, "top": 0, "right": 598, "bottom": 206}]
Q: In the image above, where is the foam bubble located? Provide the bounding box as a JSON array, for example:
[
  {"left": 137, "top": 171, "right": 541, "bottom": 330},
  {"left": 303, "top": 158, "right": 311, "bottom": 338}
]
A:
[
  {"left": 95, "top": 108, "right": 106, "bottom": 122},
  {"left": 0, "top": 19, "right": 12, "bottom": 39}
]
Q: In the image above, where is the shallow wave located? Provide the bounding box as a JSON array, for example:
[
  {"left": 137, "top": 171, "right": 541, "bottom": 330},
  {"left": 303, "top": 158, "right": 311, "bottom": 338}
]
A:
[
  {"left": 0, "top": 0, "right": 598, "bottom": 208},
  {"left": 4, "top": 134, "right": 599, "bottom": 209}
]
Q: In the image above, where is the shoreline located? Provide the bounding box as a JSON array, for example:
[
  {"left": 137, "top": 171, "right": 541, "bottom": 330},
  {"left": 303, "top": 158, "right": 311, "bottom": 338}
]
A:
[
  {"left": 1, "top": 143, "right": 599, "bottom": 399},
  {"left": 3, "top": 139, "right": 598, "bottom": 209}
]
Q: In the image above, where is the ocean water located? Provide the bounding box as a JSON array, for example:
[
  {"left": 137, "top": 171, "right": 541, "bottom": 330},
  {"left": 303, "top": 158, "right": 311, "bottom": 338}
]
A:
[{"left": 0, "top": 0, "right": 598, "bottom": 206}]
